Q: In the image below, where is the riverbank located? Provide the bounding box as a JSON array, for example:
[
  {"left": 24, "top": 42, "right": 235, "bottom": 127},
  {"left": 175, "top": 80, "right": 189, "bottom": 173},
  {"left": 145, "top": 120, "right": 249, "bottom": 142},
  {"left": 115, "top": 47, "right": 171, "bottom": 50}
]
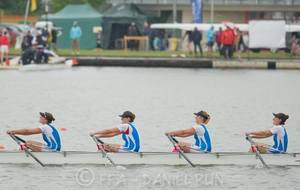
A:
[
  {"left": 76, "top": 57, "right": 300, "bottom": 69},
  {"left": 3, "top": 49, "right": 300, "bottom": 70},
  {"left": 9, "top": 49, "right": 300, "bottom": 59}
]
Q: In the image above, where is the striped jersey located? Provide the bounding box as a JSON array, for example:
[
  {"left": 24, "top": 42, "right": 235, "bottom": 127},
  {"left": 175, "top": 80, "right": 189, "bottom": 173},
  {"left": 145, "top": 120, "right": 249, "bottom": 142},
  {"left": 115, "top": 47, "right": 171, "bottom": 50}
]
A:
[
  {"left": 118, "top": 123, "right": 140, "bottom": 152},
  {"left": 269, "top": 125, "right": 288, "bottom": 153},
  {"left": 39, "top": 124, "right": 61, "bottom": 151},
  {"left": 193, "top": 124, "right": 212, "bottom": 152}
]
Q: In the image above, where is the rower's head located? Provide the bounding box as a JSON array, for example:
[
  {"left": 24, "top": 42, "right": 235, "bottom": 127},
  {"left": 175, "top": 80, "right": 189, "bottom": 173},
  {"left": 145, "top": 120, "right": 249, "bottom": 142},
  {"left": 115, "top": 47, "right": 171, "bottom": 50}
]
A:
[
  {"left": 39, "top": 112, "right": 55, "bottom": 124},
  {"left": 119, "top": 111, "right": 135, "bottom": 124},
  {"left": 273, "top": 113, "right": 289, "bottom": 125},
  {"left": 194, "top": 111, "right": 210, "bottom": 125}
]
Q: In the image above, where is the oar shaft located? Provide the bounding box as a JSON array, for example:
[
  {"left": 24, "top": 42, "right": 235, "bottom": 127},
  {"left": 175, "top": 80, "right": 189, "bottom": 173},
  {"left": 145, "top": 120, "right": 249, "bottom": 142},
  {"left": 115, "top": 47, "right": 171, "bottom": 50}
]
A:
[
  {"left": 90, "top": 135, "right": 116, "bottom": 167},
  {"left": 246, "top": 135, "right": 269, "bottom": 168},
  {"left": 166, "top": 135, "right": 196, "bottom": 167},
  {"left": 9, "top": 134, "right": 45, "bottom": 167}
]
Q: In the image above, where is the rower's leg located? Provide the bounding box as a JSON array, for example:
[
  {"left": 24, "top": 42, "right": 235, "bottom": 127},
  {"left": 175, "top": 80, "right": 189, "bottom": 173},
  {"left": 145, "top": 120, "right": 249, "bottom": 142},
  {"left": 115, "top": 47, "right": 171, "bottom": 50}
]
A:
[
  {"left": 25, "top": 140, "right": 44, "bottom": 152},
  {"left": 178, "top": 142, "right": 192, "bottom": 153},
  {"left": 248, "top": 142, "right": 268, "bottom": 153},
  {"left": 103, "top": 143, "right": 121, "bottom": 152}
]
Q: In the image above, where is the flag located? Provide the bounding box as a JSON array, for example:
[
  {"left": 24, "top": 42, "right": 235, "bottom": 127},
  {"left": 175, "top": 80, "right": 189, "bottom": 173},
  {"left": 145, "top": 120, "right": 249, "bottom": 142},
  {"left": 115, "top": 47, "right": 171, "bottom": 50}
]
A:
[
  {"left": 191, "top": 0, "right": 203, "bottom": 23},
  {"left": 31, "top": 0, "right": 37, "bottom": 12}
]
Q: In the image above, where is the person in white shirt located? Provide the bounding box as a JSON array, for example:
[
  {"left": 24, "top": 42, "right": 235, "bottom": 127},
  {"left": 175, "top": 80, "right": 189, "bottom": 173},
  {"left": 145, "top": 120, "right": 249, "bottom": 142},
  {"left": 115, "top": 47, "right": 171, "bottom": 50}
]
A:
[{"left": 246, "top": 113, "right": 289, "bottom": 153}]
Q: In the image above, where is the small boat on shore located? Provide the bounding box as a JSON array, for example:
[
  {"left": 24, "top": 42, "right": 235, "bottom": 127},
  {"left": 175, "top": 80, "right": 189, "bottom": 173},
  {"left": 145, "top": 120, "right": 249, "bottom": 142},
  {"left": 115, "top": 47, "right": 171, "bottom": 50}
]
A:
[{"left": 0, "top": 56, "right": 75, "bottom": 71}]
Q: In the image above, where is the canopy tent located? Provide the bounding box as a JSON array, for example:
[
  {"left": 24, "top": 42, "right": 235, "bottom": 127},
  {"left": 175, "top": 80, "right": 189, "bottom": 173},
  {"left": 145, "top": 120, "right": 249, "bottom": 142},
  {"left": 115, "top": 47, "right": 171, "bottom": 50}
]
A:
[
  {"left": 102, "top": 4, "right": 147, "bottom": 49},
  {"left": 41, "top": 4, "right": 102, "bottom": 49}
]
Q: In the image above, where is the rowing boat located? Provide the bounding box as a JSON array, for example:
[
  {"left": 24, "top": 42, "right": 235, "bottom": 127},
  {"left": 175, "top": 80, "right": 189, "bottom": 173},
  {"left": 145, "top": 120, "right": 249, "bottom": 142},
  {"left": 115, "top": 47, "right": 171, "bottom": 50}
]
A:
[{"left": 0, "top": 151, "right": 299, "bottom": 166}]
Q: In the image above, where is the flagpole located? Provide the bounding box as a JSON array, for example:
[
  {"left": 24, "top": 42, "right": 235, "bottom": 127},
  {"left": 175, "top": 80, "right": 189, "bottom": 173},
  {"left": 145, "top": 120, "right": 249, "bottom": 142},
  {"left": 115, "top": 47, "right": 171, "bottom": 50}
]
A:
[{"left": 24, "top": 0, "right": 30, "bottom": 24}]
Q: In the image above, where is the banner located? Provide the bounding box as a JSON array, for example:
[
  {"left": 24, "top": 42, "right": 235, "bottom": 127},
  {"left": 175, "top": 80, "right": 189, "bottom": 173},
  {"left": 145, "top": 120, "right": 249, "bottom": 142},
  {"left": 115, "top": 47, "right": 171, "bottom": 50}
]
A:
[
  {"left": 191, "top": 0, "right": 203, "bottom": 23},
  {"left": 249, "top": 20, "right": 286, "bottom": 49},
  {"left": 31, "top": 0, "right": 37, "bottom": 12}
]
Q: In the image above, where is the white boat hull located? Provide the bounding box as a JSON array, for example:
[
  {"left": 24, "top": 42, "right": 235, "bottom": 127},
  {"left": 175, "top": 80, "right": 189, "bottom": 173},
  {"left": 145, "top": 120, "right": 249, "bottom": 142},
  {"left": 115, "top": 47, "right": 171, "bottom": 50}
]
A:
[{"left": 0, "top": 151, "right": 299, "bottom": 166}]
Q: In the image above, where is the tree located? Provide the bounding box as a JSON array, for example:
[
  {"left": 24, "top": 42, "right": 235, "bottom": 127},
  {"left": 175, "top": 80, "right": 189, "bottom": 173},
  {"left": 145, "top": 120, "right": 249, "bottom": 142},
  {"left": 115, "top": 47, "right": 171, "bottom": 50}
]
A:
[
  {"left": 50, "top": 0, "right": 104, "bottom": 13},
  {"left": 0, "top": 0, "right": 104, "bottom": 15},
  {"left": 0, "top": 0, "right": 27, "bottom": 14}
]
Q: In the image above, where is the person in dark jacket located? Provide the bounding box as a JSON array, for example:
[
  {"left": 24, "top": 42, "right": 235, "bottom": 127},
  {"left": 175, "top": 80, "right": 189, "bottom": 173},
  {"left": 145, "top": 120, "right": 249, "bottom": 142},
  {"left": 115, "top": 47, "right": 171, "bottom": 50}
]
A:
[
  {"left": 128, "top": 22, "right": 139, "bottom": 50},
  {"left": 192, "top": 27, "right": 203, "bottom": 56}
]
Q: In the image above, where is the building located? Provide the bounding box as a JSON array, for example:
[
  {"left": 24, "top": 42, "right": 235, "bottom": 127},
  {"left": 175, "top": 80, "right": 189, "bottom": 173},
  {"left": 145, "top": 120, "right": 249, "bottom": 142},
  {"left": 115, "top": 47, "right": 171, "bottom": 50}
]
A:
[{"left": 106, "top": 0, "right": 300, "bottom": 24}]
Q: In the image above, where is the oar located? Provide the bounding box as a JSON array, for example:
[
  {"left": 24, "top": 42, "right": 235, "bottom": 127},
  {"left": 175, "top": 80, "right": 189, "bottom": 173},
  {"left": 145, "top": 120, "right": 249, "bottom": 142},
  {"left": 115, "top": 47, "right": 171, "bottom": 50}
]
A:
[
  {"left": 246, "top": 135, "right": 269, "bottom": 168},
  {"left": 90, "top": 135, "right": 126, "bottom": 170},
  {"left": 8, "top": 134, "right": 45, "bottom": 167},
  {"left": 166, "top": 134, "right": 196, "bottom": 167}
]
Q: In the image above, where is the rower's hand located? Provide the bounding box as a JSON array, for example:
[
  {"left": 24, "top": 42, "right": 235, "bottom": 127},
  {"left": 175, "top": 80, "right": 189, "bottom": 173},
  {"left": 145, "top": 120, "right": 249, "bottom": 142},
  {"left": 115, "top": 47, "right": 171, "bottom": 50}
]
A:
[
  {"left": 6, "top": 130, "right": 15, "bottom": 135},
  {"left": 165, "top": 132, "right": 172, "bottom": 136}
]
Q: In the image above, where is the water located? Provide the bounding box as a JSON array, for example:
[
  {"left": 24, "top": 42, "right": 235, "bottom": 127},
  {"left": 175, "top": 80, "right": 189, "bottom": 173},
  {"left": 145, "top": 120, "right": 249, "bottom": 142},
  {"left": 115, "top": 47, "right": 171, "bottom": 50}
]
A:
[{"left": 0, "top": 67, "right": 299, "bottom": 189}]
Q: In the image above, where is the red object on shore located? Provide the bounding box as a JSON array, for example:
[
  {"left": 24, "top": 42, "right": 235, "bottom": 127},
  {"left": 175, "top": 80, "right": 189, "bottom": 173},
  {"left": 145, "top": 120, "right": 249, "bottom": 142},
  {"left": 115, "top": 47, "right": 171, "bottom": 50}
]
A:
[
  {"left": 6, "top": 59, "right": 10, "bottom": 66},
  {"left": 72, "top": 57, "right": 78, "bottom": 65},
  {"left": 216, "top": 31, "right": 223, "bottom": 44},
  {"left": 0, "top": 35, "right": 9, "bottom": 45},
  {"left": 221, "top": 28, "right": 235, "bottom": 45}
]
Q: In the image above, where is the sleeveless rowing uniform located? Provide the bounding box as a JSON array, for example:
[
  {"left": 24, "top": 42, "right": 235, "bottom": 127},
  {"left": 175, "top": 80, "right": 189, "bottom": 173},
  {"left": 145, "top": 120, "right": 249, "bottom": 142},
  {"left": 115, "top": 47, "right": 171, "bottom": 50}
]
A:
[
  {"left": 268, "top": 125, "right": 288, "bottom": 153},
  {"left": 39, "top": 124, "right": 61, "bottom": 151},
  {"left": 192, "top": 124, "right": 212, "bottom": 152},
  {"left": 118, "top": 123, "right": 140, "bottom": 152}
]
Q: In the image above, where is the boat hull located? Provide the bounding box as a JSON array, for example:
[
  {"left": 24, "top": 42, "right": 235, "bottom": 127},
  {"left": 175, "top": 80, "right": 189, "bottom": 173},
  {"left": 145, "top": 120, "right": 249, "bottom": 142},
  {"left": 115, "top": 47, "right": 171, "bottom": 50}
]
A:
[{"left": 0, "top": 151, "right": 299, "bottom": 166}]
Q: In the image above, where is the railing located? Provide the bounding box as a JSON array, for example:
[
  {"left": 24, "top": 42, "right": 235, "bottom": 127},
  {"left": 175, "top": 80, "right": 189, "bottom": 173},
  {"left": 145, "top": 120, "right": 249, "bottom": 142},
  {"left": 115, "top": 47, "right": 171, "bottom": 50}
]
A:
[{"left": 106, "top": 0, "right": 300, "bottom": 5}]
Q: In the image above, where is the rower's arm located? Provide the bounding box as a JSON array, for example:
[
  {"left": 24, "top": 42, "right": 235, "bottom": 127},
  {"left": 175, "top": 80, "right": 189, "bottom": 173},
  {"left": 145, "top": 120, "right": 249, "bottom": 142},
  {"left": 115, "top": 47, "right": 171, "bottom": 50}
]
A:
[
  {"left": 166, "top": 128, "right": 195, "bottom": 137},
  {"left": 248, "top": 130, "right": 272, "bottom": 138},
  {"left": 93, "top": 128, "right": 121, "bottom": 138},
  {"left": 8, "top": 128, "right": 42, "bottom": 135}
]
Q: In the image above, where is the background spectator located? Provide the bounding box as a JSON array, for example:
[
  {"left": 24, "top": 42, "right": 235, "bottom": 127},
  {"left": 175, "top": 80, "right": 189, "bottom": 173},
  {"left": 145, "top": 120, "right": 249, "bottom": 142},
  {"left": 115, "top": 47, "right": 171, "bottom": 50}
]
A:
[
  {"left": 222, "top": 26, "right": 235, "bottom": 59},
  {"left": 206, "top": 26, "right": 215, "bottom": 56},
  {"left": 51, "top": 26, "right": 58, "bottom": 52},
  {"left": 70, "top": 21, "right": 82, "bottom": 55},
  {"left": 0, "top": 31, "right": 10, "bottom": 65},
  {"left": 216, "top": 27, "right": 223, "bottom": 56},
  {"left": 96, "top": 28, "right": 102, "bottom": 52},
  {"left": 290, "top": 34, "right": 300, "bottom": 56},
  {"left": 143, "top": 22, "right": 151, "bottom": 51},
  {"left": 235, "top": 28, "right": 242, "bottom": 60},
  {"left": 192, "top": 27, "right": 203, "bottom": 56},
  {"left": 183, "top": 30, "right": 193, "bottom": 55},
  {"left": 127, "top": 22, "right": 139, "bottom": 51}
]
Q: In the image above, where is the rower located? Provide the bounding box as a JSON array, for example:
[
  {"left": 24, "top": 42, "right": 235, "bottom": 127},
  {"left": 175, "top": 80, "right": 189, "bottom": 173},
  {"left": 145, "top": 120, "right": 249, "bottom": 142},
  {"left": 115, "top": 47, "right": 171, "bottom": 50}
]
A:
[
  {"left": 165, "top": 111, "right": 212, "bottom": 153},
  {"left": 6, "top": 112, "right": 61, "bottom": 152},
  {"left": 246, "top": 113, "right": 289, "bottom": 154},
  {"left": 90, "top": 111, "right": 140, "bottom": 152}
]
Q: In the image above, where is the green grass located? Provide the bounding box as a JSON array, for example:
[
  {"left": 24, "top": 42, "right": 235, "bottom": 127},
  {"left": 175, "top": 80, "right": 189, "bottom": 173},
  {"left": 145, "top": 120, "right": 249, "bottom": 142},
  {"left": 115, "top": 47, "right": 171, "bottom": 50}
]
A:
[{"left": 9, "top": 48, "right": 300, "bottom": 60}]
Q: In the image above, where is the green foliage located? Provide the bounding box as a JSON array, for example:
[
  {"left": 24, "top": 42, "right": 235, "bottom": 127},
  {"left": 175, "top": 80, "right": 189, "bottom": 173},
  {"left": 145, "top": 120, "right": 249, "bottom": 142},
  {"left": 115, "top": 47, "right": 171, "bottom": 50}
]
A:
[
  {"left": 0, "top": 0, "right": 104, "bottom": 14},
  {"left": 0, "top": 0, "right": 27, "bottom": 14}
]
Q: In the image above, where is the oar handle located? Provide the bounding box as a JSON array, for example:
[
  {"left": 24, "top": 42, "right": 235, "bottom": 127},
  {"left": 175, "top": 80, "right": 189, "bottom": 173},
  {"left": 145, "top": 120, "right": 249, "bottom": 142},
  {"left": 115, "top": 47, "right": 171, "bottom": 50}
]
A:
[
  {"left": 166, "top": 134, "right": 196, "bottom": 167},
  {"left": 8, "top": 134, "right": 45, "bottom": 167},
  {"left": 90, "top": 134, "right": 117, "bottom": 167},
  {"left": 245, "top": 134, "right": 269, "bottom": 169}
]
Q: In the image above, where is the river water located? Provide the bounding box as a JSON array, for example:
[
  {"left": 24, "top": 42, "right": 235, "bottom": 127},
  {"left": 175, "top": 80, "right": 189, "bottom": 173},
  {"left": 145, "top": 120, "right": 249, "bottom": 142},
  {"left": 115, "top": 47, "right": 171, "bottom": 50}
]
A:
[{"left": 0, "top": 67, "right": 299, "bottom": 189}]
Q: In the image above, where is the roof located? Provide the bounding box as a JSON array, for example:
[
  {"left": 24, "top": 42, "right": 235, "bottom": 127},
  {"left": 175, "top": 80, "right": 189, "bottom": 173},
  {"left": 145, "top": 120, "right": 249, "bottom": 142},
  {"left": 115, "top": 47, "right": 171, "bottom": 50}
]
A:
[{"left": 42, "top": 4, "right": 102, "bottom": 19}]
